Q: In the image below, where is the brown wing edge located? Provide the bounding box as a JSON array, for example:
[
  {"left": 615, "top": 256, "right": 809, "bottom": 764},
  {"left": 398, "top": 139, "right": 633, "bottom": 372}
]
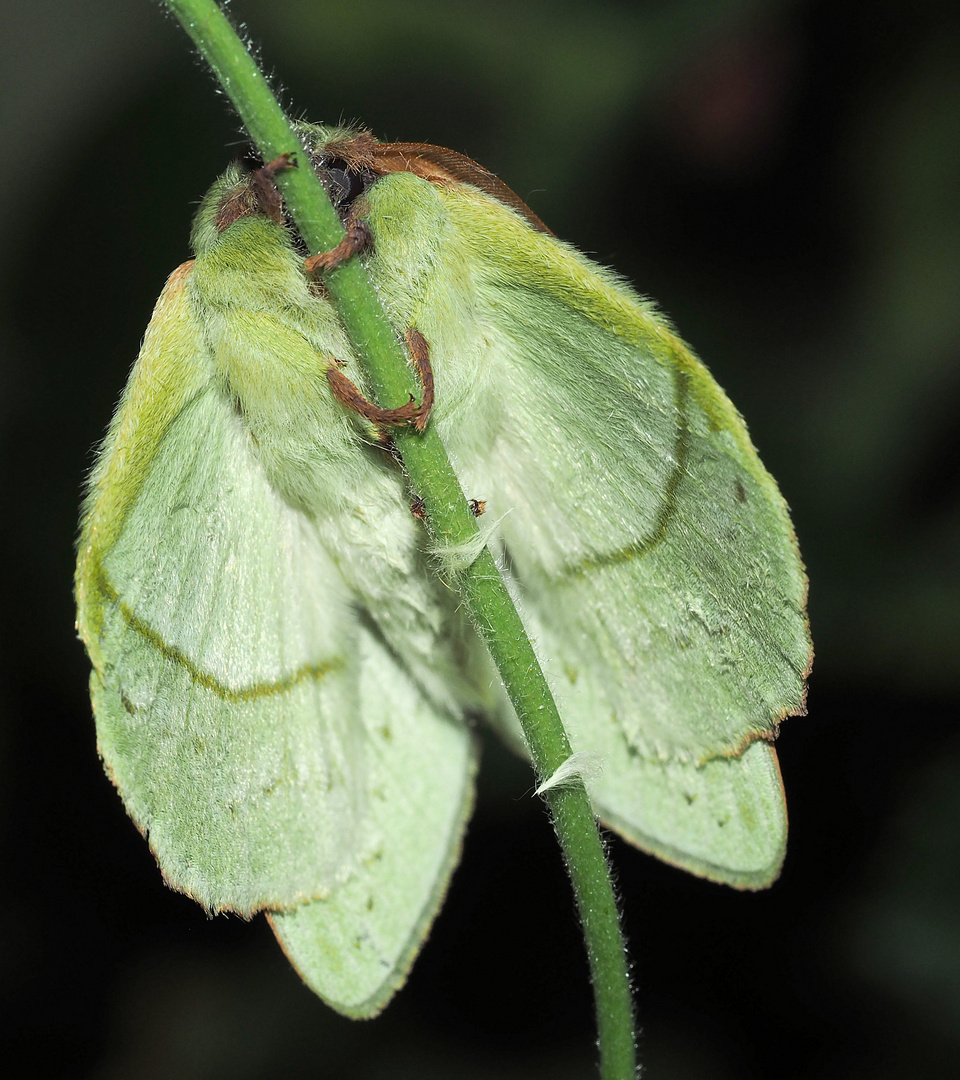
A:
[{"left": 323, "top": 131, "right": 554, "bottom": 236}]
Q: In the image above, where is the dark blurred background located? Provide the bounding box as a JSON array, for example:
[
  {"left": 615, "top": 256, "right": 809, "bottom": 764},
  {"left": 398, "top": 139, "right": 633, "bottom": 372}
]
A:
[{"left": 2, "top": 0, "right": 959, "bottom": 1076}]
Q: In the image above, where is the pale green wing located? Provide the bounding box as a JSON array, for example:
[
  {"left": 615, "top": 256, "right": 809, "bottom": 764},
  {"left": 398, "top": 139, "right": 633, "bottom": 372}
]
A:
[
  {"left": 77, "top": 265, "right": 478, "bottom": 939},
  {"left": 592, "top": 738, "right": 787, "bottom": 887},
  {"left": 446, "top": 197, "right": 807, "bottom": 886},
  {"left": 269, "top": 620, "right": 476, "bottom": 1018},
  {"left": 78, "top": 265, "right": 365, "bottom": 915},
  {"left": 364, "top": 176, "right": 809, "bottom": 886}
]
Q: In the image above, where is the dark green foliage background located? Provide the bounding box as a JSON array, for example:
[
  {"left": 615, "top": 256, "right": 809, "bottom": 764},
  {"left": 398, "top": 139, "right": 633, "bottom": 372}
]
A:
[{"left": 2, "top": 1, "right": 958, "bottom": 1076}]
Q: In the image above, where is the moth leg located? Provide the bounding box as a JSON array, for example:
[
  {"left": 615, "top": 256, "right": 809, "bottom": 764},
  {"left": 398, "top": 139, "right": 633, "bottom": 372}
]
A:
[
  {"left": 409, "top": 493, "right": 478, "bottom": 521},
  {"left": 215, "top": 152, "right": 297, "bottom": 232},
  {"left": 260, "top": 152, "right": 297, "bottom": 176},
  {"left": 326, "top": 327, "right": 435, "bottom": 432},
  {"left": 412, "top": 495, "right": 482, "bottom": 523},
  {"left": 404, "top": 328, "right": 435, "bottom": 432},
  {"left": 250, "top": 153, "right": 297, "bottom": 224},
  {"left": 304, "top": 220, "right": 373, "bottom": 274}
]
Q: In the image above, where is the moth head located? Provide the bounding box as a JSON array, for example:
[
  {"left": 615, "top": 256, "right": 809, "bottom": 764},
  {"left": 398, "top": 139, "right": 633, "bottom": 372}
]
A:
[{"left": 199, "top": 122, "right": 552, "bottom": 247}]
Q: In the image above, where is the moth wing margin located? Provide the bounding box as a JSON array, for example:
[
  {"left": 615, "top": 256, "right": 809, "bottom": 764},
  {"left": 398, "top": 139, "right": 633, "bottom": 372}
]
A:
[
  {"left": 78, "top": 263, "right": 371, "bottom": 915},
  {"left": 583, "top": 726, "right": 789, "bottom": 890},
  {"left": 269, "top": 622, "right": 478, "bottom": 1018},
  {"left": 421, "top": 195, "right": 809, "bottom": 885}
]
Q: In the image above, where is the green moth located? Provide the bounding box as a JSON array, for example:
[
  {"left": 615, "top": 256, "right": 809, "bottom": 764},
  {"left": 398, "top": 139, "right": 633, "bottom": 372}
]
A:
[{"left": 76, "top": 124, "right": 811, "bottom": 1017}]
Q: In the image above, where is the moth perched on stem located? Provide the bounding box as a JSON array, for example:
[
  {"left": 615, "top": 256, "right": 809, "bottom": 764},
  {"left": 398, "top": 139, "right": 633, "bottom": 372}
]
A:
[{"left": 76, "top": 123, "right": 811, "bottom": 1018}]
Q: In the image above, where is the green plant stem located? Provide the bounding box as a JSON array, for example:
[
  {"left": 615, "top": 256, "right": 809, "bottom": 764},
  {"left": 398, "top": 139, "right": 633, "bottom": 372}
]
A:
[{"left": 161, "top": 1, "right": 636, "bottom": 1075}]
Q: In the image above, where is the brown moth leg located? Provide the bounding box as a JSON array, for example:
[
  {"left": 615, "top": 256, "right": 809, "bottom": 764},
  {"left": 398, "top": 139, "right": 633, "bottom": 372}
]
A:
[
  {"left": 215, "top": 151, "right": 297, "bottom": 232},
  {"left": 325, "top": 368, "right": 422, "bottom": 426},
  {"left": 251, "top": 153, "right": 297, "bottom": 224},
  {"left": 261, "top": 152, "right": 297, "bottom": 177},
  {"left": 411, "top": 493, "right": 481, "bottom": 526},
  {"left": 325, "top": 326, "right": 436, "bottom": 432},
  {"left": 405, "top": 328, "right": 435, "bottom": 432},
  {"left": 304, "top": 220, "right": 373, "bottom": 274}
]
